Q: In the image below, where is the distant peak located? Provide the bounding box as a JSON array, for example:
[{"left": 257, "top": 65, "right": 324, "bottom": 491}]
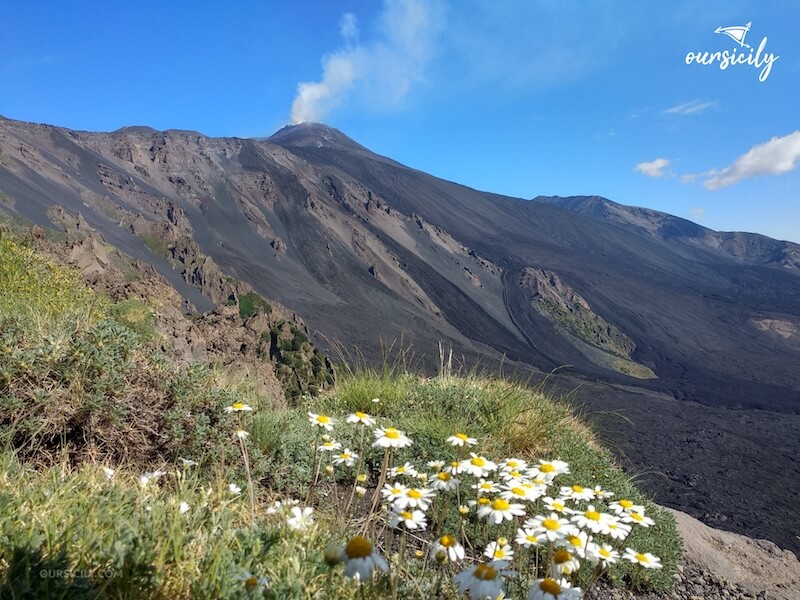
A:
[{"left": 267, "top": 122, "right": 368, "bottom": 152}]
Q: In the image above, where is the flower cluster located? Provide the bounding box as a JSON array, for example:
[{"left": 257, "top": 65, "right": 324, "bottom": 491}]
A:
[{"left": 306, "top": 409, "right": 663, "bottom": 598}]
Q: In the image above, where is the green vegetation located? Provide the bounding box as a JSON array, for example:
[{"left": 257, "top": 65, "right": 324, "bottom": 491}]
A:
[
  {"left": 238, "top": 291, "right": 272, "bottom": 319},
  {"left": 0, "top": 234, "right": 682, "bottom": 598}
]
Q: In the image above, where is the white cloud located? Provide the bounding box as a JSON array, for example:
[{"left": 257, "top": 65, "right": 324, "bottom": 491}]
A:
[
  {"left": 635, "top": 158, "right": 672, "bottom": 178},
  {"left": 290, "top": 0, "right": 445, "bottom": 124},
  {"left": 663, "top": 99, "right": 719, "bottom": 116},
  {"left": 688, "top": 207, "right": 706, "bottom": 220},
  {"left": 704, "top": 130, "right": 800, "bottom": 190}
]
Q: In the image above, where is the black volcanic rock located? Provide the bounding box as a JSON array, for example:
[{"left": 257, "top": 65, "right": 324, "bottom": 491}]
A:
[{"left": 0, "top": 117, "right": 799, "bottom": 555}]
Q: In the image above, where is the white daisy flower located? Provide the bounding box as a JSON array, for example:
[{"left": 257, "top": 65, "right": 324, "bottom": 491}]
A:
[
  {"left": 477, "top": 497, "right": 526, "bottom": 525},
  {"left": 389, "top": 462, "right": 418, "bottom": 478},
  {"left": 179, "top": 501, "right": 190, "bottom": 514},
  {"left": 447, "top": 432, "right": 478, "bottom": 447},
  {"left": 393, "top": 487, "right": 435, "bottom": 511},
  {"left": 472, "top": 479, "right": 500, "bottom": 494},
  {"left": 623, "top": 548, "right": 663, "bottom": 569},
  {"left": 430, "top": 471, "right": 460, "bottom": 491},
  {"left": 346, "top": 411, "right": 376, "bottom": 426},
  {"left": 102, "top": 466, "right": 115, "bottom": 480},
  {"left": 178, "top": 457, "right": 198, "bottom": 467},
  {"left": 381, "top": 482, "right": 409, "bottom": 503},
  {"left": 332, "top": 449, "right": 358, "bottom": 467},
  {"left": 500, "top": 458, "right": 528, "bottom": 472},
  {"left": 606, "top": 520, "right": 632, "bottom": 541},
  {"left": 558, "top": 531, "right": 591, "bottom": 558},
  {"left": 591, "top": 485, "right": 614, "bottom": 499},
  {"left": 389, "top": 508, "right": 427, "bottom": 530},
  {"left": 286, "top": 506, "right": 315, "bottom": 532},
  {"left": 559, "top": 484, "right": 596, "bottom": 502},
  {"left": 528, "top": 577, "right": 582, "bottom": 600},
  {"left": 228, "top": 483, "right": 242, "bottom": 495},
  {"left": 525, "top": 513, "right": 577, "bottom": 543},
  {"left": 515, "top": 527, "right": 543, "bottom": 548},
  {"left": 372, "top": 426, "right": 412, "bottom": 448},
  {"left": 432, "top": 534, "right": 465, "bottom": 563},
  {"left": 500, "top": 483, "right": 541, "bottom": 503},
  {"left": 609, "top": 498, "right": 645, "bottom": 515},
  {"left": 543, "top": 496, "right": 571, "bottom": 514},
  {"left": 459, "top": 453, "right": 498, "bottom": 478},
  {"left": 622, "top": 511, "right": 655, "bottom": 527},
  {"left": 453, "top": 561, "right": 513, "bottom": 600},
  {"left": 484, "top": 540, "right": 514, "bottom": 561},
  {"left": 307, "top": 412, "right": 334, "bottom": 430},
  {"left": 234, "top": 429, "right": 250, "bottom": 440},
  {"left": 571, "top": 505, "right": 614, "bottom": 534},
  {"left": 550, "top": 548, "right": 581, "bottom": 577},
  {"left": 139, "top": 470, "right": 167, "bottom": 487},
  {"left": 355, "top": 485, "right": 367, "bottom": 497},
  {"left": 318, "top": 440, "right": 342, "bottom": 452},
  {"left": 586, "top": 542, "right": 619, "bottom": 567},
  {"left": 427, "top": 460, "right": 446, "bottom": 471},
  {"left": 343, "top": 536, "right": 388, "bottom": 582},
  {"left": 528, "top": 459, "right": 570, "bottom": 480},
  {"left": 225, "top": 402, "right": 253, "bottom": 413}
]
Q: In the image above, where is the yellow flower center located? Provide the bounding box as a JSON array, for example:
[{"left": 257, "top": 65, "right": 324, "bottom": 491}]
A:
[
  {"left": 553, "top": 549, "right": 572, "bottom": 564},
  {"left": 232, "top": 402, "right": 245, "bottom": 410},
  {"left": 543, "top": 518, "right": 560, "bottom": 531},
  {"left": 345, "top": 536, "right": 373, "bottom": 559},
  {"left": 455, "top": 433, "right": 469, "bottom": 441},
  {"left": 599, "top": 548, "right": 611, "bottom": 558},
  {"left": 407, "top": 489, "right": 423, "bottom": 499},
  {"left": 385, "top": 428, "right": 400, "bottom": 439},
  {"left": 317, "top": 415, "right": 330, "bottom": 423},
  {"left": 619, "top": 499, "right": 634, "bottom": 508},
  {"left": 396, "top": 466, "right": 406, "bottom": 473},
  {"left": 493, "top": 548, "right": 506, "bottom": 559},
  {"left": 630, "top": 512, "right": 644, "bottom": 522},
  {"left": 341, "top": 452, "right": 351, "bottom": 459},
  {"left": 391, "top": 487, "right": 402, "bottom": 495},
  {"left": 511, "top": 487, "right": 525, "bottom": 497},
  {"left": 567, "top": 535, "right": 582, "bottom": 548},
  {"left": 245, "top": 575, "right": 257, "bottom": 587},
  {"left": 399, "top": 511, "right": 413, "bottom": 520},
  {"left": 491, "top": 498, "right": 510, "bottom": 511},
  {"left": 355, "top": 411, "right": 368, "bottom": 419},
  {"left": 471, "top": 456, "right": 486, "bottom": 467},
  {"left": 440, "top": 535, "right": 456, "bottom": 548},
  {"left": 539, "top": 579, "right": 562, "bottom": 595},
  {"left": 497, "top": 537, "right": 508, "bottom": 546},
  {"left": 509, "top": 470, "right": 522, "bottom": 478},
  {"left": 540, "top": 463, "right": 555, "bottom": 473},
  {"left": 507, "top": 460, "right": 520, "bottom": 467},
  {"left": 571, "top": 485, "right": 584, "bottom": 493},
  {"left": 585, "top": 510, "right": 601, "bottom": 521},
  {"left": 450, "top": 461, "right": 459, "bottom": 468},
  {"left": 473, "top": 564, "right": 497, "bottom": 581},
  {"left": 437, "top": 472, "right": 451, "bottom": 481},
  {"left": 478, "top": 497, "right": 491, "bottom": 505},
  {"left": 357, "top": 474, "right": 367, "bottom": 482},
  {"left": 526, "top": 534, "right": 538, "bottom": 543},
  {"left": 636, "top": 553, "right": 649, "bottom": 563},
  {"left": 553, "top": 502, "right": 565, "bottom": 511}
]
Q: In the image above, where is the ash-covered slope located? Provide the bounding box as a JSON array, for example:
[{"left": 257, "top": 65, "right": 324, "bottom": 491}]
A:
[{"left": 1, "top": 116, "right": 799, "bottom": 554}]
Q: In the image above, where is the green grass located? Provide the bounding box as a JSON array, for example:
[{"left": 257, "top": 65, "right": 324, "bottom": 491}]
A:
[{"left": 0, "top": 233, "right": 683, "bottom": 598}]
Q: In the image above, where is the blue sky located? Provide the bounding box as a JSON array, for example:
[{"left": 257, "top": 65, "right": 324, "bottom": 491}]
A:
[{"left": 2, "top": 1, "right": 798, "bottom": 242}]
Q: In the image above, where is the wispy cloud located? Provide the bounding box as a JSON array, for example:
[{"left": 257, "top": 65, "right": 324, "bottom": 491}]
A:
[
  {"left": 703, "top": 130, "right": 800, "bottom": 190},
  {"left": 663, "top": 99, "right": 719, "bottom": 116},
  {"left": 290, "top": 0, "right": 445, "bottom": 124},
  {"left": 688, "top": 207, "right": 706, "bottom": 220},
  {"left": 635, "top": 158, "right": 672, "bottom": 178}
]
